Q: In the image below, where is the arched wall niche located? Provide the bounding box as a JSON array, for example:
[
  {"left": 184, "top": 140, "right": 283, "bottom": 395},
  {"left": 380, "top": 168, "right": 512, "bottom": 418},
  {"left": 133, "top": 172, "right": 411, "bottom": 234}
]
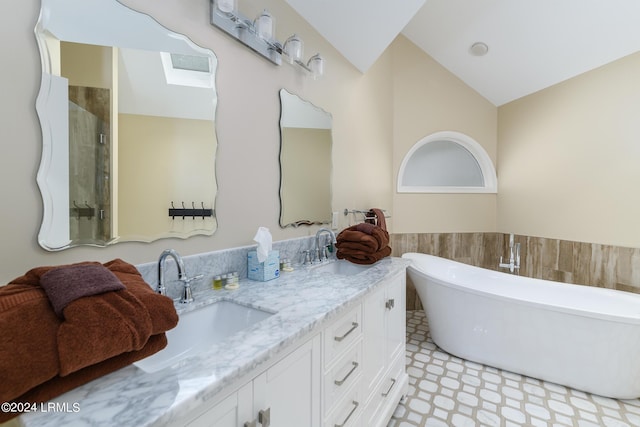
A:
[{"left": 397, "top": 131, "right": 497, "bottom": 193}]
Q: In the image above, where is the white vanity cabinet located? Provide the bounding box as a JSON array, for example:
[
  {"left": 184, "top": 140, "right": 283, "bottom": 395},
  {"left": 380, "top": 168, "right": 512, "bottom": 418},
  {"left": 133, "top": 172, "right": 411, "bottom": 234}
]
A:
[
  {"left": 361, "top": 271, "right": 408, "bottom": 427},
  {"left": 323, "top": 270, "right": 407, "bottom": 427},
  {"left": 184, "top": 269, "right": 406, "bottom": 427},
  {"left": 187, "top": 335, "right": 322, "bottom": 427}
]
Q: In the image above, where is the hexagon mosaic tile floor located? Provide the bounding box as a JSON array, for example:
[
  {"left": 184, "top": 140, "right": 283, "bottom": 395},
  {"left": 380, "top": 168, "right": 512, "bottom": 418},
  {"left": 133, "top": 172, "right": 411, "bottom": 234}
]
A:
[{"left": 387, "top": 310, "right": 640, "bottom": 427}]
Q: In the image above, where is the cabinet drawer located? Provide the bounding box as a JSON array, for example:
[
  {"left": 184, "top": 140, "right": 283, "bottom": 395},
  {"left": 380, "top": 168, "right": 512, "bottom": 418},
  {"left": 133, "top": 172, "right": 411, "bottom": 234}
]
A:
[
  {"left": 324, "top": 381, "right": 362, "bottom": 427},
  {"left": 324, "top": 305, "right": 362, "bottom": 368},
  {"left": 324, "top": 340, "right": 362, "bottom": 413},
  {"left": 381, "top": 353, "right": 405, "bottom": 403},
  {"left": 364, "top": 353, "right": 406, "bottom": 427}
]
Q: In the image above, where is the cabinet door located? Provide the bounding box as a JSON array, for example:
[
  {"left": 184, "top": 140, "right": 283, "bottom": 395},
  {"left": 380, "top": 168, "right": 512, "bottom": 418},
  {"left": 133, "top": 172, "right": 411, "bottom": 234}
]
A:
[
  {"left": 385, "top": 274, "right": 406, "bottom": 363},
  {"left": 187, "top": 383, "right": 252, "bottom": 427},
  {"left": 254, "top": 334, "right": 321, "bottom": 427},
  {"left": 362, "top": 285, "right": 387, "bottom": 395}
]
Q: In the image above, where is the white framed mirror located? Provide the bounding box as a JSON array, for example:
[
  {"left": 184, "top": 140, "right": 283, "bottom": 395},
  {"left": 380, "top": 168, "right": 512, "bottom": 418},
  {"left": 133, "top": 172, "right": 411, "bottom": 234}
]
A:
[
  {"left": 279, "top": 89, "right": 332, "bottom": 227},
  {"left": 35, "top": 0, "right": 218, "bottom": 250}
]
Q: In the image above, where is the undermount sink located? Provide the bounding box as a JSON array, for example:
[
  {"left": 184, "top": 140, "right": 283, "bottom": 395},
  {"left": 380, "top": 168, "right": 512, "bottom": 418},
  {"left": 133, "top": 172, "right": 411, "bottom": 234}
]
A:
[
  {"left": 311, "top": 260, "right": 373, "bottom": 276},
  {"left": 135, "top": 300, "right": 275, "bottom": 373}
]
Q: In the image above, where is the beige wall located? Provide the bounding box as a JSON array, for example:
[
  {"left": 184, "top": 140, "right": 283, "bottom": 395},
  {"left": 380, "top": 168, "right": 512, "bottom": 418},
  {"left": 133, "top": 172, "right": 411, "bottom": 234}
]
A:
[
  {"left": 391, "top": 36, "right": 498, "bottom": 233},
  {"left": 498, "top": 52, "right": 640, "bottom": 247},
  {"left": 118, "top": 114, "right": 217, "bottom": 239},
  {"left": 61, "top": 42, "right": 112, "bottom": 88},
  {"left": 0, "top": 0, "right": 398, "bottom": 283},
  {"left": 12, "top": 0, "right": 608, "bottom": 285}
]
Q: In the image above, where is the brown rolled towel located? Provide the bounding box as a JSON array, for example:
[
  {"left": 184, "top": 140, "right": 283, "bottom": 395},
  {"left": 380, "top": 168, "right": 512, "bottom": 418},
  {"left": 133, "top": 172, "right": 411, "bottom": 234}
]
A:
[
  {"left": 40, "top": 263, "right": 126, "bottom": 317},
  {"left": 336, "top": 225, "right": 390, "bottom": 253},
  {"left": 336, "top": 241, "right": 383, "bottom": 253},
  {"left": 337, "top": 230, "right": 379, "bottom": 252},
  {"left": 0, "top": 333, "right": 168, "bottom": 423},
  {"left": 337, "top": 246, "right": 392, "bottom": 265},
  {"left": 354, "top": 222, "right": 377, "bottom": 234}
]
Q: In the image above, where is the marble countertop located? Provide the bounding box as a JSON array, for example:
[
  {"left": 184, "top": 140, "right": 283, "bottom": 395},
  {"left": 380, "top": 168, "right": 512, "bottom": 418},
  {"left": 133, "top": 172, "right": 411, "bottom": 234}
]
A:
[{"left": 19, "top": 257, "right": 409, "bottom": 427}]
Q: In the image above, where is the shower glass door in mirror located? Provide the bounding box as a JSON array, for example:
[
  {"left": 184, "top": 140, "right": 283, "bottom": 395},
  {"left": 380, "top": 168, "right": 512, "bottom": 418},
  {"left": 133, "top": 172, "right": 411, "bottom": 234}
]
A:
[
  {"left": 35, "top": 0, "right": 218, "bottom": 250},
  {"left": 279, "top": 89, "right": 332, "bottom": 227}
]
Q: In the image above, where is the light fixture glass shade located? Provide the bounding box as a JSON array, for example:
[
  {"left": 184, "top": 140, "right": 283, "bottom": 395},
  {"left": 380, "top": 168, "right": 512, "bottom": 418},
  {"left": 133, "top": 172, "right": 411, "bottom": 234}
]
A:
[
  {"left": 307, "top": 53, "right": 324, "bottom": 79},
  {"left": 283, "top": 34, "right": 303, "bottom": 63},
  {"left": 216, "top": 0, "right": 236, "bottom": 15},
  {"left": 255, "top": 9, "right": 274, "bottom": 41}
]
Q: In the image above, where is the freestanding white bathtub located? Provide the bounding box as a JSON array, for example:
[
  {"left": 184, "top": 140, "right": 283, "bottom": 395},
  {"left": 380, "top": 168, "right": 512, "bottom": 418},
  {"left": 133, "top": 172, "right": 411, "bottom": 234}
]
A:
[{"left": 402, "top": 252, "right": 640, "bottom": 399}]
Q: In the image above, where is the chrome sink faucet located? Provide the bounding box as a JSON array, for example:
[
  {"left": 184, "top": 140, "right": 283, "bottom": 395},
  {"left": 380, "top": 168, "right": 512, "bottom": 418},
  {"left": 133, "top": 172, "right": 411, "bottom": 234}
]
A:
[
  {"left": 499, "top": 233, "right": 521, "bottom": 273},
  {"left": 315, "top": 227, "right": 337, "bottom": 262},
  {"left": 157, "top": 249, "right": 202, "bottom": 303}
]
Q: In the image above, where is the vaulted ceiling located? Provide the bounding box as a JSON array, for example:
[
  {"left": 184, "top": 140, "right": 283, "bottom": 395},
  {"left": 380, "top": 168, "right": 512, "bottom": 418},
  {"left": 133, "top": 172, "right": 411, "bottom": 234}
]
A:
[{"left": 285, "top": 0, "right": 640, "bottom": 106}]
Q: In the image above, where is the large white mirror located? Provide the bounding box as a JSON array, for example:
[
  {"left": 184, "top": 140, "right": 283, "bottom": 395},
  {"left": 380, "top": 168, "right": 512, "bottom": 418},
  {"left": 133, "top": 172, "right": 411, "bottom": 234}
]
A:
[
  {"left": 279, "top": 89, "right": 332, "bottom": 227},
  {"left": 35, "top": 0, "right": 218, "bottom": 250}
]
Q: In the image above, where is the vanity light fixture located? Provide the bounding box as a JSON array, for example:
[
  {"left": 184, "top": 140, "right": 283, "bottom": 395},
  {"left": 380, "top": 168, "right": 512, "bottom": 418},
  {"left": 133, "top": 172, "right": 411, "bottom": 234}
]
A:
[
  {"left": 282, "top": 34, "right": 325, "bottom": 79},
  {"left": 306, "top": 54, "right": 324, "bottom": 80},
  {"left": 216, "top": 0, "right": 236, "bottom": 14},
  {"left": 283, "top": 34, "right": 303, "bottom": 63},
  {"left": 254, "top": 9, "right": 274, "bottom": 41},
  {"left": 210, "top": 0, "right": 324, "bottom": 78}
]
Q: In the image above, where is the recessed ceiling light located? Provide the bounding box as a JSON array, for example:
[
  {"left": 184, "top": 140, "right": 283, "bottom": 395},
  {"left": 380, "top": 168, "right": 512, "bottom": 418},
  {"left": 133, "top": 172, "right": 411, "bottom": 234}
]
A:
[{"left": 469, "top": 42, "right": 489, "bottom": 56}]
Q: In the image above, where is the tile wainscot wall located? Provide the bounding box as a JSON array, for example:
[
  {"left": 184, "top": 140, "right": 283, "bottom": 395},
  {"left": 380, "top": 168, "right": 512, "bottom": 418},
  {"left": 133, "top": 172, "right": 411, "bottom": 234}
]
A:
[{"left": 390, "top": 233, "right": 640, "bottom": 310}]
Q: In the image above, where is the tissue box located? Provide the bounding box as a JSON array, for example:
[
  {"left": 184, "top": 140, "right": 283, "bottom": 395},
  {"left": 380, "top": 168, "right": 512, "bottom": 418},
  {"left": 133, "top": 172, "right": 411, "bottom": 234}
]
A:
[{"left": 248, "top": 250, "right": 280, "bottom": 281}]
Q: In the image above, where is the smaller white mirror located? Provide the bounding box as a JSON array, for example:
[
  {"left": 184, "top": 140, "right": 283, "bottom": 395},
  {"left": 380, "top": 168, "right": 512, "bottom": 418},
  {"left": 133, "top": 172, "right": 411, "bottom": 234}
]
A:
[
  {"left": 279, "top": 89, "right": 332, "bottom": 227},
  {"left": 397, "top": 131, "right": 497, "bottom": 193}
]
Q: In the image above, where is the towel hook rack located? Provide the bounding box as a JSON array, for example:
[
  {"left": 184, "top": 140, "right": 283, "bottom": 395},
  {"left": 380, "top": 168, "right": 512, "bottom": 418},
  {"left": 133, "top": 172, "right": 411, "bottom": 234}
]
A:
[
  {"left": 168, "top": 201, "right": 214, "bottom": 220},
  {"left": 71, "top": 200, "right": 95, "bottom": 220}
]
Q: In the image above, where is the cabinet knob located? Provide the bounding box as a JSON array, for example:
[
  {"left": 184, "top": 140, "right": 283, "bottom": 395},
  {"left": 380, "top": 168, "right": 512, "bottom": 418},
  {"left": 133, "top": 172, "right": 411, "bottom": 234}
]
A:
[
  {"left": 244, "top": 421, "right": 257, "bottom": 427},
  {"left": 259, "top": 407, "right": 271, "bottom": 427},
  {"left": 385, "top": 298, "right": 395, "bottom": 309}
]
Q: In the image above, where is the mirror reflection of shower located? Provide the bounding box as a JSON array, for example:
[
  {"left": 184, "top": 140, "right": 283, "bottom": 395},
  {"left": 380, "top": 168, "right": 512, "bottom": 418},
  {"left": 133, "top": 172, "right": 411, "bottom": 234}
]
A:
[{"left": 68, "top": 85, "right": 111, "bottom": 245}]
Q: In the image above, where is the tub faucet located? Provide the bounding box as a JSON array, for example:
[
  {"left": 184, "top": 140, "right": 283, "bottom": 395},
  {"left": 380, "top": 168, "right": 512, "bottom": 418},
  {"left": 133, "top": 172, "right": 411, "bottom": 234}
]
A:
[
  {"left": 157, "top": 249, "right": 202, "bottom": 303},
  {"left": 499, "top": 233, "right": 521, "bottom": 273},
  {"left": 315, "top": 227, "right": 337, "bottom": 262}
]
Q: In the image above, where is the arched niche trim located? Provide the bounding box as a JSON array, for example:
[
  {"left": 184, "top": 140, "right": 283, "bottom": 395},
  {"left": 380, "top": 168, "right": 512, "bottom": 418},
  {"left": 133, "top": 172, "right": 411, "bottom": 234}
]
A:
[{"left": 397, "top": 131, "right": 497, "bottom": 193}]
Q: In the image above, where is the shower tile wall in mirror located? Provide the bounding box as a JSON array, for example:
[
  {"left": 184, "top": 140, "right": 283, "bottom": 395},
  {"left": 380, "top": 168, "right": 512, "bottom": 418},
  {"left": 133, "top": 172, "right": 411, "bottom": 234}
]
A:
[
  {"left": 35, "top": 0, "right": 218, "bottom": 250},
  {"left": 279, "top": 89, "right": 333, "bottom": 227}
]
